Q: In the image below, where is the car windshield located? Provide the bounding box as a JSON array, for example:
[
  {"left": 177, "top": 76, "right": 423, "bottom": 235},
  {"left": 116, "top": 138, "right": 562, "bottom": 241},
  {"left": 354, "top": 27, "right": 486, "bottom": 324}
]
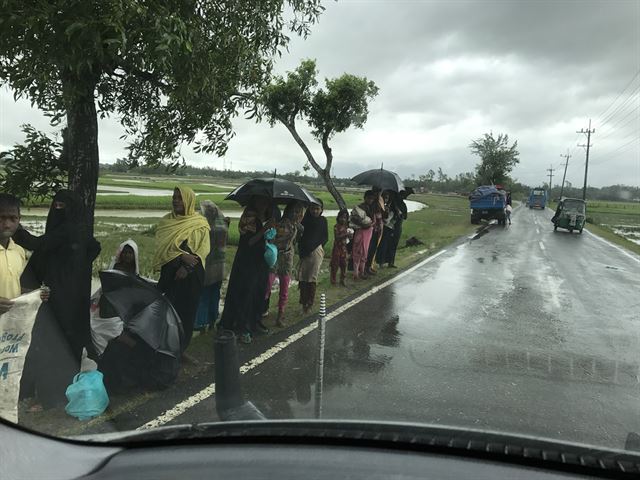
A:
[{"left": 1, "top": 0, "right": 639, "bottom": 460}]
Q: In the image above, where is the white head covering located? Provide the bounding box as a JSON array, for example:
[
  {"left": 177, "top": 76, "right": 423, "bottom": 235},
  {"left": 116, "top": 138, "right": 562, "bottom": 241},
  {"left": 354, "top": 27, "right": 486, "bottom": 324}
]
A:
[{"left": 108, "top": 239, "right": 140, "bottom": 275}]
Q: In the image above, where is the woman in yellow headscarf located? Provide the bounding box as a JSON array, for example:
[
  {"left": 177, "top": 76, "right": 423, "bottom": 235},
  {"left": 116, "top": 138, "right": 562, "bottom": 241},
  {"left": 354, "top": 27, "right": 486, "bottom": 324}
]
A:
[{"left": 154, "top": 186, "right": 210, "bottom": 352}]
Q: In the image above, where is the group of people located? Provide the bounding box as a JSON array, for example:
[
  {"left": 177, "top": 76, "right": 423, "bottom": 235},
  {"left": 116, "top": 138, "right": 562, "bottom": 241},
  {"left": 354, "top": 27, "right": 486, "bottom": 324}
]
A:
[
  {"left": 0, "top": 187, "right": 229, "bottom": 410},
  {"left": 1, "top": 190, "right": 101, "bottom": 412},
  {"left": 220, "top": 187, "right": 410, "bottom": 345},
  {"left": 220, "top": 197, "right": 329, "bottom": 344},
  {"left": 0, "top": 184, "right": 410, "bottom": 413},
  {"left": 348, "top": 189, "right": 409, "bottom": 281}
]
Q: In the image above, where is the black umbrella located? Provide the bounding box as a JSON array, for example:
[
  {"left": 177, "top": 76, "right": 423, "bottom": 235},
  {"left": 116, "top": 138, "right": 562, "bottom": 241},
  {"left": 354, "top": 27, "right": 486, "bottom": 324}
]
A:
[
  {"left": 99, "top": 270, "right": 183, "bottom": 358},
  {"left": 225, "top": 178, "right": 320, "bottom": 206},
  {"left": 351, "top": 168, "right": 405, "bottom": 192}
]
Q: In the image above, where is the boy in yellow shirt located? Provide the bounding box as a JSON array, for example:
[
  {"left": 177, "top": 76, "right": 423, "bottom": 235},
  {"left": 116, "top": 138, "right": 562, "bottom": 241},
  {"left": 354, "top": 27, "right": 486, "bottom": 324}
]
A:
[
  {"left": 0, "top": 193, "right": 26, "bottom": 314},
  {"left": 0, "top": 193, "right": 49, "bottom": 313}
]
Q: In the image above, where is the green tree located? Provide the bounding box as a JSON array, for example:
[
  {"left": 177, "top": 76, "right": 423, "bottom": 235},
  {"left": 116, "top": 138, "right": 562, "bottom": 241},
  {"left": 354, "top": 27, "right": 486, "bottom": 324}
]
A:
[
  {"left": 0, "top": 0, "right": 323, "bottom": 226},
  {"left": 469, "top": 132, "right": 520, "bottom": 185},
  {"left": 0, "top": 125, "right": 68, "bottom": 200},
  {"left": 257, "top": 59, "right": 379, "bottom": 210}
]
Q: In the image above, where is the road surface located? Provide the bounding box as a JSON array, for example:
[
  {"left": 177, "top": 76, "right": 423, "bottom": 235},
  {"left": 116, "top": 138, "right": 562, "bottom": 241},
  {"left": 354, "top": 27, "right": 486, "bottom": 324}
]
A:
[{"left": 87, "top": 205, "right": 640, "bottom": 450}]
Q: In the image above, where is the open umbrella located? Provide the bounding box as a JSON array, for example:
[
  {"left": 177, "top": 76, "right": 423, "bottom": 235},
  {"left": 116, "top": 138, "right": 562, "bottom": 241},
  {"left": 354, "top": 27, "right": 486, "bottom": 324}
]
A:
[
  {"left": 351, "top": 168, "right": 405, "bottom": 192},
  {"left": 225, "top": 178, "right": 320, "bottom": 206},
  {"left": 99, "top": 270, "right": 183, "bottom": 358}
]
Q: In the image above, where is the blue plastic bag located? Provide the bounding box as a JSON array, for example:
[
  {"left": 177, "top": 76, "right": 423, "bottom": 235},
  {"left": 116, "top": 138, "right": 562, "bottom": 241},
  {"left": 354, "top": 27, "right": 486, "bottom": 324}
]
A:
[
  {"left": 65, "top": 370, "right": 109, "bottom": 420},
  {"left": 264, "top": 227, "right": 278, "bottom": 268},
  {"left": 264, "top": 243, "right": 278, "bottom": 268}
]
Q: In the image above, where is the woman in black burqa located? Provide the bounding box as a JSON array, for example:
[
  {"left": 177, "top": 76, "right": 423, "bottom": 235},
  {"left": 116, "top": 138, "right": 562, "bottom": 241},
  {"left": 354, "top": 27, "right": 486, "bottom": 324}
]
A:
[
  {"left": 16, "top": 190, "right": 101, "bottom": 409},
  {"left": 220, "top": 195, "right": 275, "bottom": 344}
]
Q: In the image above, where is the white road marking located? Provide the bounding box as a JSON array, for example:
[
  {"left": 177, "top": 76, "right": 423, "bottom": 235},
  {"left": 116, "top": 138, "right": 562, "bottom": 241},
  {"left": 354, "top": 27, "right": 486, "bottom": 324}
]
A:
[
  {"left": 539, "top": 241, "right": 545, "bottom": 251},
  {"left": 138, "top": 385, "right": 216, "bottom": 430},
  {"left": 536, "top": 228, "right": 540, "bottom": 235},
  {"left": 585, "top": 229, "right": 640, "bottom": 264},
  {"left": 137, "top": 249, "right": 449, "bottom": 430}
]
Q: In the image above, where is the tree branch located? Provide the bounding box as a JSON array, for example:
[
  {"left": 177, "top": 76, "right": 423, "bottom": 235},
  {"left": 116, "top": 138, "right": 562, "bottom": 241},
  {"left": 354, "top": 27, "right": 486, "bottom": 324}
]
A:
[
  {"left": 282, "top": 119, "right": 324, "bottom": 174},
  {"left": 321, "top": 130, "right": 332, "bottom": 173}
]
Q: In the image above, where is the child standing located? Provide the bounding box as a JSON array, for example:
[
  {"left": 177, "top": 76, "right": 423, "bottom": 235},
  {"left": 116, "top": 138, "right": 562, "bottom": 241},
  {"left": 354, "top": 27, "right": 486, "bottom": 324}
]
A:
[
  {"left": 350, "top": 191, "right": 375, "bottom": 280},
  {"left": 330, "top": 210, "right": 350, "bottom": 286},
  {"left": 267, "top": 202, "right": 305, "bottom": 327},
  {"left": 298, "top": 201, "right": 328, "bottom": 314}
]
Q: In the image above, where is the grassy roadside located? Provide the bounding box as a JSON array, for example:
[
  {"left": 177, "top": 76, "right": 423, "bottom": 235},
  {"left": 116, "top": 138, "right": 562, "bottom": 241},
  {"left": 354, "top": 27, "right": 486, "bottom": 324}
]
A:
[
  {"left": 86, "top": 193, "right": 471, "bottom": 279},
  {"left": 18, "top": 193, "right": 476, "bottom": 437},
  {"left": 583, "top": 223, "right": 640, "bottom": 256},
  {"left": 98, "top": 177, "right": 231, "bottom": 193},
  {"left": 548, "top": 201, "right": 640, "bottom": 256}
]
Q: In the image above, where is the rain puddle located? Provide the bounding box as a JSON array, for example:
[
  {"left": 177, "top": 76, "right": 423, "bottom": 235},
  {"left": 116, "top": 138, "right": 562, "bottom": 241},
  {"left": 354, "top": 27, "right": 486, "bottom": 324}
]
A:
[
  {"left": 20, "top": 218, "right": 150, "bottom": 233},
  {"left": 22, "top": 200, "right": 426, "bottom": 221},
  {"left": 608, "top": 225, "right": 640, "bottom": 246},
  {"left": 97, "top": 186, "right": 230, "bottom": 196},
  {"left": 23, "top": 208, "right": 169, "bottom": 218},
  {"left": 322, "top": 200, "right": 425, "bottom": 218}
]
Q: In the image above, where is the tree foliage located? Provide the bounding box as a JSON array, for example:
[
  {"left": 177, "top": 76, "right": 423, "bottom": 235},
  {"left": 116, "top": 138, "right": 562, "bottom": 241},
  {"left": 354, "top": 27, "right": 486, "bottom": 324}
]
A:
[
  {"left": 469, "top": 132, "right": 520, "bottom": 185},
  {"left": 0, "top": 0, "right": 324, "bottom": 222},
  {"left": 258, "top": 59, "right": 379, "bottom": 210},
  {"left": 0, "top": 125, "right": 68, "bottom": 200}
]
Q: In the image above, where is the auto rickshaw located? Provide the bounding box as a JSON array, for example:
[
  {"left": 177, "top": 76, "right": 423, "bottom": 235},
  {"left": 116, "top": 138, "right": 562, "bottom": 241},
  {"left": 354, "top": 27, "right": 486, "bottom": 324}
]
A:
[{"left": 552, "top": 198, "right": 586, "bottom": 234}]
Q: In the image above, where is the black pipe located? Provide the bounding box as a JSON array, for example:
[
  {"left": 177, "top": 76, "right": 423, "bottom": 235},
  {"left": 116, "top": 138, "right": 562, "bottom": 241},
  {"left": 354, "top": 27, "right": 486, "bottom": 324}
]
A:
[{"left": 214, "top": 329, "right": 266, "bottom": 421}]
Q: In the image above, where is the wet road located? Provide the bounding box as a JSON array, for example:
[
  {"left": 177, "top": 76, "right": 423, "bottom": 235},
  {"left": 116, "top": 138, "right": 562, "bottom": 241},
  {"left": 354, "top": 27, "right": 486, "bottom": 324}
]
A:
[
  {"left": 100, "top": 205, "right": 640, "bottom": 450},
  {"left": 166, "top": 205, "right": 639, "bottom": 449}
]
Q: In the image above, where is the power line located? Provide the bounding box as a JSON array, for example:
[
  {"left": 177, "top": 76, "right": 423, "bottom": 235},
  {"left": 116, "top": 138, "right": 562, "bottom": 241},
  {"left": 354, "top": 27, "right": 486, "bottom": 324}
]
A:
[
  {"left": 597, "top": 113, "right": 639, "bottom": 141},
  {"left": 599, "top": 85, "right": 640, "bottom": 127},
  {"left": 593, "top": 136, "right": 640, "bottom": 160},
  {"left": 598, "top": 102, "right": 640, "bottom": 134},
  {"left": 590, "top": 137, "right": 639, "bottom": 165},
  {"left": 599, "top": 128, "right": 639, "bottom": 145},
  {"left": 595, "top": 68, "right": 640, "bottom": 123}
]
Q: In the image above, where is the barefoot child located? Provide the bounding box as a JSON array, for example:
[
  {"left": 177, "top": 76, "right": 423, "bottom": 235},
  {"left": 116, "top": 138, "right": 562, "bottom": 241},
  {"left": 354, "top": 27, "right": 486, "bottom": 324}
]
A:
[{"left": 330, "top": 210, "right": 349, "bottom": 286}]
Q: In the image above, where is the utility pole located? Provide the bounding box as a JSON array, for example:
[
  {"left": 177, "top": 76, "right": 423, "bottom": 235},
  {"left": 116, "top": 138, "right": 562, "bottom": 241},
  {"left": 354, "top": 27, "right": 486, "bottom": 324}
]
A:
[
  {"left": 577, "top": 119, "right": 595, "bottom": 200},
  {"left": 559, "top": 151, "right": 571, "bottom": 199},
  {"left": 546, "top": 165, "right": 555, "bottom": 196}
]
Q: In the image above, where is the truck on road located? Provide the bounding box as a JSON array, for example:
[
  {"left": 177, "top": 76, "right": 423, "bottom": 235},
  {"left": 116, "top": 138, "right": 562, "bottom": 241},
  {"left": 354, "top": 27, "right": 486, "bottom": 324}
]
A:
[
  {"left": 469, "top": 185, "right": 507, "bottom": 225},
  {"left": 528, "top": 188, "right": 547, "bottom": 209}
]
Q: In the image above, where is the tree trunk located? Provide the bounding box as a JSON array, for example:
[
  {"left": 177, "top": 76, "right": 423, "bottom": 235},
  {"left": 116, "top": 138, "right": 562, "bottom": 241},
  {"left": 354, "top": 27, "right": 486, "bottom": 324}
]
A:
[
  {"left": 63, "top": 77, "right": 99, "bottom": 232},
  {"left": 283, "top": 122, "right": 347, "bottom": 211},
  {"left": 321, "top": 172, "right": 347, "bottom": 211}
]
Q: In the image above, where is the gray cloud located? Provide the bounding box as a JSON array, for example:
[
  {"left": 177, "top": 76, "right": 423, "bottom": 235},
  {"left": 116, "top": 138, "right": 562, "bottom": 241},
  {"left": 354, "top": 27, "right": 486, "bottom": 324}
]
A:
[{"left": 1, "top": 0, "right": 638, "bottom": 187}]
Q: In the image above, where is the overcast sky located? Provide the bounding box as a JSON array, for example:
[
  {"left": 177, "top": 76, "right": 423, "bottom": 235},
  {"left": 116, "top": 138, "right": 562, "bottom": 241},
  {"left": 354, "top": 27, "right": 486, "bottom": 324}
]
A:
[{"left": 1, "top": 0, "right": 639, "bottom": 187}]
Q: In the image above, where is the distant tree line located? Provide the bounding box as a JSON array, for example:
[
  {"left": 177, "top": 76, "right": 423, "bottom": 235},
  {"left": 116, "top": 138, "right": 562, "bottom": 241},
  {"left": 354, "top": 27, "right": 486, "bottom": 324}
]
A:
[
  {"left": 99, "top": 159, "right": 359, "bottom": 187},
  {"left": 547, "top": 184, "right": 640, "bottom": 203},
  {"left": 97, "top": 160, "right": 639, "bottom": 202}
]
